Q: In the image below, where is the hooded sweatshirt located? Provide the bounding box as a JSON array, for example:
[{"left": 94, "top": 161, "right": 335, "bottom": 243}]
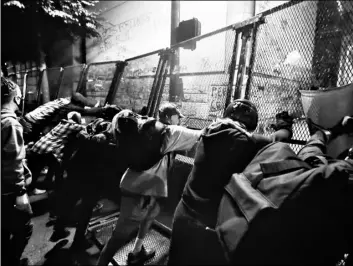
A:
[{"left": 1, "top": 107, "right": 31, "bottom": 195}]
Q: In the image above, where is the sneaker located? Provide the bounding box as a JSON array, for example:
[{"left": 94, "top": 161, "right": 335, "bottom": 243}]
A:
[
  {"left": 49, "top": 228, "right": 70, "bottom": 242},
  {"left": 33, "top": 188, "right": 47, "bottom": 195},
  {"left": 127, "top": 245, "right": 156, "bottom": 265}
]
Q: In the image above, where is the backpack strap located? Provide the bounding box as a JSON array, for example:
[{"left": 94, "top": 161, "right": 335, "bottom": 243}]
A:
[{"left": 250, "top": 159, "right": 312, "bottom": 189}]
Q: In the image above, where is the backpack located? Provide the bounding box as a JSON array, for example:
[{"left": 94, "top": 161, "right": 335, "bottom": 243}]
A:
[
  {"left": 216, "top": 141, "right": 353, "bottom": 265},
  {"left": 123, "top": 118, "right": 167, "bottom": 172}
]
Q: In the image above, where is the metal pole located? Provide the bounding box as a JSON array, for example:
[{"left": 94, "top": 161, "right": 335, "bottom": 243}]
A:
[{"left": 170, "top": 0, "right": 180, "bottom": 102}]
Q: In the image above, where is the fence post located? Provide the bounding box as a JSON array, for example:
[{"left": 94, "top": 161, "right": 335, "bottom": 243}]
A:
[
  {"left": 225, "top": 29, "right": 239, "bottom": 109},
  {"left": 244, "top": 21, "right": 261, "bottom": 100},
  {"left": 105, "top": 61, "right": 128, "bottom": 105},
  {"left": 170, "top": 0, "right": 181, "bottom": 102}
]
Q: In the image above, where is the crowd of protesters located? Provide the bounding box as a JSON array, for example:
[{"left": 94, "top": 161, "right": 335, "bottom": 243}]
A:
[{"left": 2, "top": 75, "right": 353, "bottom": 266}]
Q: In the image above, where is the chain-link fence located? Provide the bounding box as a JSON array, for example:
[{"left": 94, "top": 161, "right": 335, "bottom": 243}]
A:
[
  {"left": 40, "top": 67, "right": 63, "bottom": 102},
  {"left": 56, "top": 64, "right": 86, "bottom": 99},
  {"left": 23, "top": 69, "right": 42, "bottom": 113},
  {"left": 246, "top": 1, "right": 353, "bottom": 152},
  {"left": 111, "top": 50, "right": 163, "bottom": 113},
  {"left": 158, "top": 27, "right": 239, "bottom": 130},
  {"left": 78, "top": 61, "right": 126, "bottom": 106}
]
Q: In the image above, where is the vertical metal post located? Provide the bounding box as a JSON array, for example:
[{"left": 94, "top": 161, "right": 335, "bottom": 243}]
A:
[
  {"left": 105, "top": 61, "right": 128, "bottom": 105},
  {"left": 170, "top": 0, "right": 181, "bottom": 102},
  {"left": 245, "top": 22, "right": 261, "bottom": 100},
  {"left": 22, "top": 72, "right": 28, "bottom": 115},
  {"left": 35, "top": 69, "right": 44, "bottom": 106},
  {"left": 225, "top": 29, "right": 239, "bottom": 109},
  {"left": 147, "top": 55, "right": 164, "bottom": 115},
  {"left": 233, "top": 29, "right": 251, "bottom": 100}
]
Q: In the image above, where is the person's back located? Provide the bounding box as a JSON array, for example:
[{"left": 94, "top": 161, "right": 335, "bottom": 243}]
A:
[
  {"left": 168, "top": 100, "right": 294, "bottom": 265},
  {"left": 182, "top": 119, "right": 269, "bottom": 226}
]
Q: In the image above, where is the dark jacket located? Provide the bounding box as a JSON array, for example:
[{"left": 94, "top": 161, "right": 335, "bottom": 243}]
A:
[{"left": 182, "top": 119, "right": 273, "bottom": 227}]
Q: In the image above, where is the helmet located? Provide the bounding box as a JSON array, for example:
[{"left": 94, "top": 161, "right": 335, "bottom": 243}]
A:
[{"left": 223, "top": 99, "right": 258, "bottom": 131}]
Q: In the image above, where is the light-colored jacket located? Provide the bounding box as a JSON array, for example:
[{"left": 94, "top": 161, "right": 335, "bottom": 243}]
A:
[
  {"left": 120, "top": 125, "right": 202, "bottom": 198},
  {"left": 1, "top": 108, "right": 32, "bottom": 195}
]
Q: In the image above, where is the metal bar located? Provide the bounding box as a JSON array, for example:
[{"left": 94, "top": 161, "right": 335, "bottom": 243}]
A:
[
  {"left": 87, "top": 60, "right": 123, "bottom": 66},
  {"left": 153, "top": 67, "right": 169, "bottom": 118},
  {"left": 106, "top": 62, "right": 128, "bottom": 105},
  {"left": 153, "top": 220, "right": 172, "bottom": 236},
  {"left": 35, "top": 70, "right": 44, "bottom": 105},
  {"left": 75, "top": 64, "right": 88, "bottom": 94},
  {"left": 251, "top": 72, "right": 302, "bottom": 84},
  {"left": 55, "top": 68, "right": 65, "bottom": 99},
  {"left": 170, "top": 15, "right": 262, "bottom": 50},
  {"left": 147, "top": 53, "right": 165, "bottom": 115},
  {"left": 234, "top": 31, "right": 251, "bottom": 99},
  {"left": 22, "top": 73, "right": 28, "bottom": 115},
  {"left": 225, "top": 30, "right": 240, "bottom": 108},
  {"left": 245, "top": 22, "right": 260, "bottom": 100},
  {"left": 259, "top": 0, "right": 304, "bottom": 17},
  {"left": 76, "top": 64, "right": 92, "bottom": 95},
  {"left": 125, "top": 70, "right": 228, "bottom": 79},
  {"left": 149, "top": 56, "right": 168, "bottom": 117},
  {"left": 125, "top": 48, "right": 165, "bottom": 62}
]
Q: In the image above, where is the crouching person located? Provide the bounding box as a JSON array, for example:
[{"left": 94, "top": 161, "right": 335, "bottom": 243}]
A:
[
  {"left": 96, "top": 107, "right": 202, "bottom": 266},
  {"left": 168, "top": 99, "right": 294, "bottom": 265},
  {"left": 1, "top": 77, "right": 33, "bottom": 266}
]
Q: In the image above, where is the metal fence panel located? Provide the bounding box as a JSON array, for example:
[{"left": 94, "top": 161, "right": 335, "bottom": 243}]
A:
[
  {"left": 23, "top": 70, "right": 42, "bottom": 114},
  {"left": 158, "top": 28, "right": 237, "bottom": 130},
  {"left": 112, "top": 53, "right": 161, "bottom": 113},
  {"left": 79, "top": 61, "right": 124, "bottom": 106},
  {"left": 57, "top": 64, "right": 86, "bottom": 99},
  {"left": 41, "top": 67, "right": 63, "bottom": 102}
]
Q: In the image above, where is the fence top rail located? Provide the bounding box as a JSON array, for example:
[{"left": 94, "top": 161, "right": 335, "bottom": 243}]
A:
[
  {"left": 258, "top": 0, "right": 303, "bottom": 17},
  {"left": 170, "top": 14, "right": 263, "bottom": 50},
  {"left": 44, "top": 67, "right": 63, "bottom": 71},
  {"left": 62, "top": 64, "right": 86, "bottom": 70},
  {"left": 87, "top": 60, "right": 126, "bottom": 66},
  {"left": 125, "top": 48, "right": 165, "bottom": 62},
  {"left": 13, "top": 69, "right": 42, "bottom": 75}
]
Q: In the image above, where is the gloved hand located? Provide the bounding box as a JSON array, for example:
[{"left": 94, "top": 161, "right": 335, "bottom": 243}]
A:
[{"left": 270, "top": 111, "right": 294, "bottom": 133}]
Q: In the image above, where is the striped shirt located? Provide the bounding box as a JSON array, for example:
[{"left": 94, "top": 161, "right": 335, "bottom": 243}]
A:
[{"left": 25, "top": 97, "right": 70, "bottom": 124}]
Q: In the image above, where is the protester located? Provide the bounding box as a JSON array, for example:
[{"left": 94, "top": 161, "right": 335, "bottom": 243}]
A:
[
  {"left": 1, "top": 77, "right": 33, "bottom": 266},
  {"left": 48, "top": 106, "right": 123, "bottom": 249},
  {"left": 26, "top": 111, "right": 85, "bottom": 195},
  {"left": 96, "top": 106, "right": 202, "bottom": 266},
  {"left": 168, "top": 99, "right": 294, "bottom": 265}
]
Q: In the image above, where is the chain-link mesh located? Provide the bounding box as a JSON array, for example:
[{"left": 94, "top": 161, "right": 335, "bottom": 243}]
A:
[
  {"left": 246, "top": 1, "right": 353, "bottom": 152},
  {"left": 159, "top": 29, "right": 237, "bottom": 130},
  {"left": 42, "top": 67, "right": 63, "bottom": 101},
  {"left": 15, "top": 71, "right": 26, "bottom": 91},
  {"left": 57, "top": 64, "right": 86, "bottom": 99},
  {"left": 80, "top": 62, "right": 121, "bottom": 105},
  {"left": 112, "top": 53, "right": 161, "bottom": 113},
  {"left": 23, "top": 69, "right": 42, "bottom": 113},
  {"left": 91, "top": 218, "right": 169, "bottom": 265}
]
